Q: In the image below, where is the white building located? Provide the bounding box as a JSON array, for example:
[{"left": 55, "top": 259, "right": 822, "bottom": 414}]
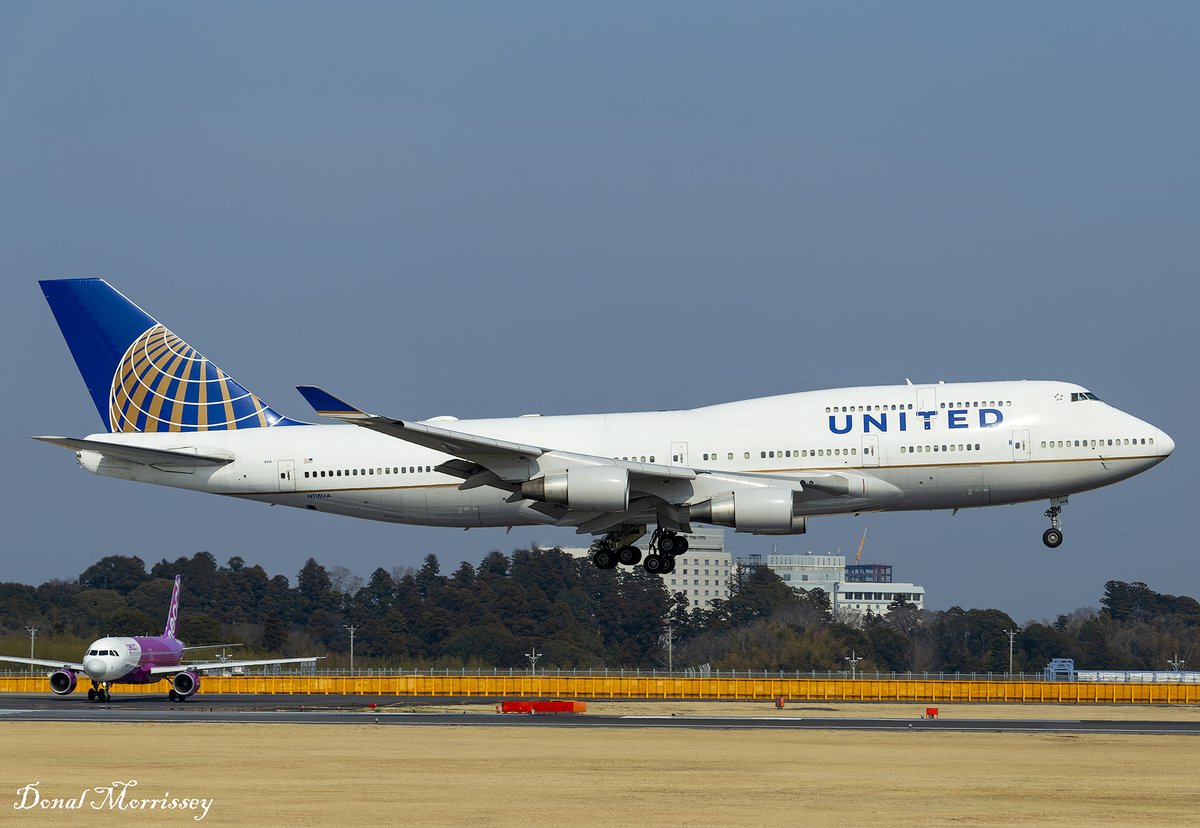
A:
[
  {"left": 661, "top": 529, "right": 733, "bottom": 610},
  {"left": 559, "top": 528, "right": 733, "bottom": 611},
  {"left": 763, "top": 553, "right": 925, "bottom": 617}
]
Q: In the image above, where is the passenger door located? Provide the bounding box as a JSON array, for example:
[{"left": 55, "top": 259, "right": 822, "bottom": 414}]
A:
[
  {"left": 1011, "top": 429, "right": 1031, "bottom": 462},
  {"left": 670, "top": 441, "right": 689, "bottom": 466}
]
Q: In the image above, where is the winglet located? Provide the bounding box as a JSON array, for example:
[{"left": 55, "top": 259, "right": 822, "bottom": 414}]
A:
[{"left": 295, "top": 386, "right": 373, "bottom": 420}]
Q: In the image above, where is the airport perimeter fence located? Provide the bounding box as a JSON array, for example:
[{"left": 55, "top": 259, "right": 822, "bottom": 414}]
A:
[{"left": 3, "top": 668, "right": 1198, "bottom": 704}]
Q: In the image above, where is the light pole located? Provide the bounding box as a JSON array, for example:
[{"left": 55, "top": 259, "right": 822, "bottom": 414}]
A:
[
  {"left": 1167, "top": 653, "right": 1186, "bottom": 672},
  {"left": 343, "top": 624, "right": 357, "bottom": 675},
  {"left": 845, "top": 650, "right": 862, "bottom": 680},
  {"left": 525, "top": 646, "right": 542, "bottom": 675},
  {"left": 1003, "top": 628, "right": 1019, "bottom": 677},
  {"left": 24, "top": 627, "right": 38, "bottom": 677},
  {"left": 665, "top": 620, "right": 674, "bottom": 674}
]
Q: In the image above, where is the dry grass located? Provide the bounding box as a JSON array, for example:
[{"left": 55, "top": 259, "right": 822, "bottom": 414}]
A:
[
  {"left": 3, "top": 717, "right": 1198, "bottom": 827},
  {"left": 394, "top": 698, "right": 1200, "bottom": 721}
]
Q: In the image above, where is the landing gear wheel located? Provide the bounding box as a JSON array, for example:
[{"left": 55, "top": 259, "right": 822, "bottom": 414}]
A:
[
  {"left": 169, "top": 689, "right": 179, "bottom": 702},
  {"left": 1042, "top": 528, "right": 1063, "bottom": 548},
  {"left": 674, "top": 537, "right": 689, "bottom": 554},
  {"left": 658, "top": 534, "right": 682, "bottom": 555},
  {"left": 643, "top": 554, "right": 666, "bottom": 574},
  {"left": 617, "top": 545, "right": 642, "bottom": 566},
  {"left": 593, "top": 548, "right": 618, "bottom": 569},
  {"left": 87, "top": 688, "right": 96, "bottom": 702},
  {"left": 661, "top": 555, "right": 677, "bottom": 574}
]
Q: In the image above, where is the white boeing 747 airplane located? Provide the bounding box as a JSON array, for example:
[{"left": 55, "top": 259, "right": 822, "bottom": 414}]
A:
[{"left": 36, "top": 279, "right": 1172, "bottom": 575}]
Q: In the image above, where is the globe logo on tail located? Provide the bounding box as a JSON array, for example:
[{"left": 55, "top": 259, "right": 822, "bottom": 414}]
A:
[{"left": 109, "top": 325, "right": 279, "bottom": 432}]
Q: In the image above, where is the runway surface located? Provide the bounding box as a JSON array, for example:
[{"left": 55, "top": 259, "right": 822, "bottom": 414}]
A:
[{"left": 1, "top": 694, "right": 1198, "bottom": 734}]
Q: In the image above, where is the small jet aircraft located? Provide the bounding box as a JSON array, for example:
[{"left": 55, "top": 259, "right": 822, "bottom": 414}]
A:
[
  {"left": 34, "top": 279, "right": 1172, "bottom": 575},
  {"left": 0, "top": 575, "right": 319, "bottom": 702}
]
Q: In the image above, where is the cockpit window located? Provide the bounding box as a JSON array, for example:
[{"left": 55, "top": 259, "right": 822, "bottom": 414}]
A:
[{"left": 1070, "top": 392, "right": 1102, "bottom": 402}]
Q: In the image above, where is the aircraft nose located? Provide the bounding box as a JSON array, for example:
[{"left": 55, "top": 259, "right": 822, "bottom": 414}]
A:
[
  {"left": 84, "top": 658, "right": 107, "bottom": 680},
  {"left": 1157, "top": 429, "right": 1174, "bottom": 458}
]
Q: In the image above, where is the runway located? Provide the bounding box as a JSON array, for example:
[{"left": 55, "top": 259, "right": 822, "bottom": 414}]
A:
[{"left": 2, "top": 694, "right": 1198, "bottom": 734}]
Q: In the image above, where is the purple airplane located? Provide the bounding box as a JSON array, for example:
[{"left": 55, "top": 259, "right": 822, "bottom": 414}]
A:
[{"left": 0, "top": 575, "right": 319, "bottom": 702}]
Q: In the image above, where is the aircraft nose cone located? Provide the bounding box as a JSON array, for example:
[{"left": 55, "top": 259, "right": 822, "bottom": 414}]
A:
[
  {"left": 84, "top": 658, "right": 107, "bottom": 679},
  {"left": 1157, "top": 429, "right": 1174, "bottom": 458}
]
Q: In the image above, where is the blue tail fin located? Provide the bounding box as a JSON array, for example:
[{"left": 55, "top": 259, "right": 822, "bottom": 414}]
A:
[{"left": 40, "top": 279, "right": 301, "bottom": 433}]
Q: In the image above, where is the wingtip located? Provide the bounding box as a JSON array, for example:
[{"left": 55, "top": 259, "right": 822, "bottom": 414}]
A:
[{"left": 295, "top": 385, "right": 369, "bottom": 419}]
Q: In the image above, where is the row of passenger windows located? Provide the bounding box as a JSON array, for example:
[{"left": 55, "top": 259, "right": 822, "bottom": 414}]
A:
[
  {"left": 899, "top": 444, "right": 982, "bottom": 454},
  {"left": 1040, "top": 438, "right": 1153, "bottom": 449},
  {"left": 696, "top": 449, "right": 859, "bottom": 462},
  {"left": 300, "top": 465, "right": 432, "bottom": 480},
  {"left": 824, "top": 400, "right": 1013, "bottom": 414}
]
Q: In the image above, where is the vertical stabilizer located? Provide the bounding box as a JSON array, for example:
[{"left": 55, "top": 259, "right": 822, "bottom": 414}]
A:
[
  {"left": 39, "top": 278, "right": 301, "bottom": 433},
  {"left": 163, "top": 574, "right": 182, "bottom": 640}
]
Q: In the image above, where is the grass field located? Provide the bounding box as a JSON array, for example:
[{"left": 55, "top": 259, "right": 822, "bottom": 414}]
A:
[{"left": 4, "top": 704, "right": 1198, "bottom": 827}]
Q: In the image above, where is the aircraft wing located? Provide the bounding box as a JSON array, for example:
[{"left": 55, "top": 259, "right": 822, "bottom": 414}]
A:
[
  {"left": 149, "top": 656, "right": 321, "bottom": 677},
  {"left": 0, "top": 655, "right": 86, "bottom": 672},
  {"left": 295, "top": 386, "right": 698, "bottom": 487},
  {"left": 32, "top": 436, "right": 233, "bottom": 468},
  {"left": 295, "top": 386, "right": 545, "bottom": 471}
]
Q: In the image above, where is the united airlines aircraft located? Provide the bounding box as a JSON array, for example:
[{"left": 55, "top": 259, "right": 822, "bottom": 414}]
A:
[
  {"left": 36, "top": 279, "right": 1172, "bottom": 575},
  {"left": 0, "top": 575, "right": 319, "bottom": 701}
]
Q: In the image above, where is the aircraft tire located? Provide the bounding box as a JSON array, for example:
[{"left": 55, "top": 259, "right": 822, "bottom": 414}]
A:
[
  {"left": 87, "top": 688, "right": 95, "bottom": 701},
  {"left": 593, "top": 549, "right": 618, "bottom": 569},
  {"left": 643, "top": 554, "right": 665, "bottom": 574},
  {"left": 617, "top": 545, "right": 642, "bottom": 566},
  {"left": 661, "top": 555, "right": 676, "bottom": 574},
  {"left": 1042, "top": 528, "right": 1063, "bottom": 548},
  {"left": 658, "top": 535, "right": 681, "bottom": 555}
]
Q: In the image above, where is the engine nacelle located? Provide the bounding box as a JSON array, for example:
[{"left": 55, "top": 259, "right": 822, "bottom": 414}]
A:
[
  {"left": 690, "top": 488, "right": 808, "bottom": 535},
  {"left": 520, "top": 467, "right": 630, "bottom": 513},
  {"left": 49, "top": 669, "right": 77, "bottom": 696},
  {"left": 172, "top": 671, "right": 200, "bottom": 698}
]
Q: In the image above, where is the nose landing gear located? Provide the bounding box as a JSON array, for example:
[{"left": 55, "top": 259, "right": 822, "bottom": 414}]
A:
[{"left": 1043, "top": 497, "right": 1067, "bottom": 548}]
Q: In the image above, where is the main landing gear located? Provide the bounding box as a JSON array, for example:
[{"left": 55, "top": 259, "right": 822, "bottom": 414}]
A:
[
  {"left": 591, "top": 526, "right": 687, "bottom": 575},
  {"left": 1042, "top": 496, "right": 1067, "bottom": 548}
]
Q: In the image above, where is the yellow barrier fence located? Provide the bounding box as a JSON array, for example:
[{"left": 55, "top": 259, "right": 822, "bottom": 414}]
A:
[{"left": 1, "top": 675, "right": 1197, "bottom": 704}]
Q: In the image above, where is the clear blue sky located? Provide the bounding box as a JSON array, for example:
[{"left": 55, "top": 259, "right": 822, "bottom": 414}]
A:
[{"left": 1, "top": 2, "right": 1194, "bottom": 622}]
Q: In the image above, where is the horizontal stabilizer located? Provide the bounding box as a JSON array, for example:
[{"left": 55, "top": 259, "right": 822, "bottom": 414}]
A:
[{"left": 32, "top": 436, "right": 233, "bottom": 467}]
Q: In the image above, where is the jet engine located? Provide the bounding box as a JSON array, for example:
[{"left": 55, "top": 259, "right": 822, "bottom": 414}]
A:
[
  {"left": 689, "top": 489, "right": 808, "bottom": 534},
  {"left": 172, "top": 671, "right": 200, "bottom": 698},
  {"left": 49, "top": 669, "right": 77, "bottom": 696},
  {"left": 520, "top": 467, "right": 629, "bottom": 513}
]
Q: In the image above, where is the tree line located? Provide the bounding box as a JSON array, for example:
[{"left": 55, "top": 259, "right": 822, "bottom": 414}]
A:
[{"left": 1, "top": 549, "right": 1196, "bottom": 674}]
